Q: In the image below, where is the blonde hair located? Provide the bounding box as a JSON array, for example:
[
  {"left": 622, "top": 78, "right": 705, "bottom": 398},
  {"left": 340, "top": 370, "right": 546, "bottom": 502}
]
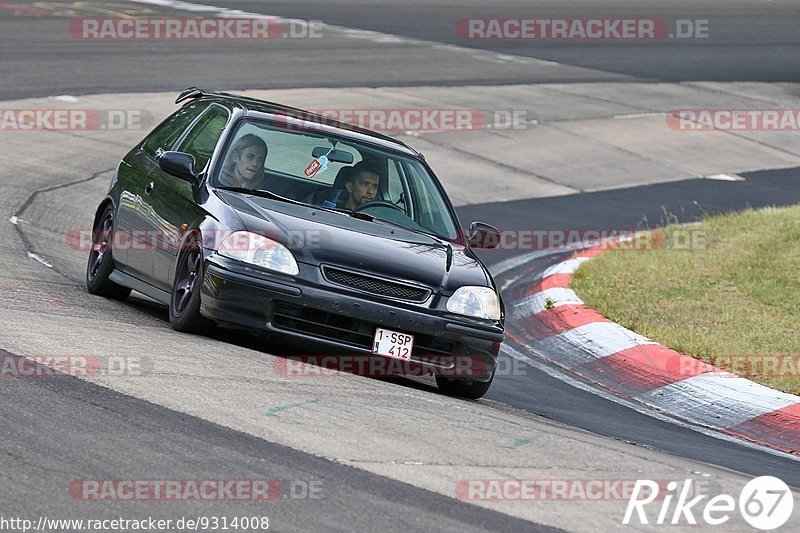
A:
[{"left": 224, "top": 134, "right": 268, "bottom": 174}]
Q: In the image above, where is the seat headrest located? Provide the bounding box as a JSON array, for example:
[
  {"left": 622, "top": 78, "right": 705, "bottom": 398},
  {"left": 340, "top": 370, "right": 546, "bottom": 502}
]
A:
[{"left": 332, "top": 166, "right": 356, "bottom": 189}]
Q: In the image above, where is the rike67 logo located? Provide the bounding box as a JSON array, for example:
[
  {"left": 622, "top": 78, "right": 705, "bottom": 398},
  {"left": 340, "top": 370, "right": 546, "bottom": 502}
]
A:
[{"left": 623, "top": 476, "right": 794, "bottom": 530}]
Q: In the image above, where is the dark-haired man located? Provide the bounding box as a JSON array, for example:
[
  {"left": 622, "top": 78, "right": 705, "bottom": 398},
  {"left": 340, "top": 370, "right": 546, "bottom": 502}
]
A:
[{"left": 344, "top": 162, "right": 380, "bottom": 210}]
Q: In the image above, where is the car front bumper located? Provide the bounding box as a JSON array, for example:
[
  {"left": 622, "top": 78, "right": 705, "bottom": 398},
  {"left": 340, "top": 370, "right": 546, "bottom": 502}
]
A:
[{"left": 200, "top": 255, "right": 503, "bottom": 382}]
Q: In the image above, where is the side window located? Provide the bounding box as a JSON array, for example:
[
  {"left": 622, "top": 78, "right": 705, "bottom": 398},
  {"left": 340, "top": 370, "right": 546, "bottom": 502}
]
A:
[
  {"left": 386, "top": 160, "right": 403, "bottom": 202},
  {"left": 141, "top": 102, "right": 208, "bottom": 158},
  {"left": 402, "top": 161, "right": 456, "bottom": 238},
  {"left": 176, "top": 106, "right": 229, "bottom": 172},
  {"left": 388, "top": 159, "right": 413, "bottom": 217}
]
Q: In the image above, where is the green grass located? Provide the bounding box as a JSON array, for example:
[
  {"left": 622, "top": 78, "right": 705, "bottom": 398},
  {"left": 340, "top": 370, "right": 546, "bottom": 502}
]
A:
[{"left": 571, "top": 206, "right": 800, "bottom": 395}]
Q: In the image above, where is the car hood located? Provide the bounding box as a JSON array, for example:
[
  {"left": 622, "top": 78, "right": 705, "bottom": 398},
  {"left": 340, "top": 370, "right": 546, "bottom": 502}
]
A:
[{"left": 220, "top": 192, "right": 490, "bottom": 293}]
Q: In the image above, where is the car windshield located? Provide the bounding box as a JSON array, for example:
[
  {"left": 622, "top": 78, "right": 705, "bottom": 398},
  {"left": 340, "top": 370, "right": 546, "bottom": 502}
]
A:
[{"left": 213, "top": 117, "right": 459, "bottom": 241}]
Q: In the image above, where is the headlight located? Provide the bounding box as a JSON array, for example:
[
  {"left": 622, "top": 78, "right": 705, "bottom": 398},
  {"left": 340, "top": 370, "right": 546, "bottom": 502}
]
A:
[
  {"left": 446, "top": 286, "right": 501, "bottom": 320},
  {"left": 218, "top": 231, "right": 299, "bottom": 276}
]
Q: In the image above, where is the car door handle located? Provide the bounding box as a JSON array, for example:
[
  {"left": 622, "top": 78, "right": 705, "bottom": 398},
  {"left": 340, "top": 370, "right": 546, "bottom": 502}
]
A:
[{"left": 144, "top": 182, "right": 154, "bottom": 194}]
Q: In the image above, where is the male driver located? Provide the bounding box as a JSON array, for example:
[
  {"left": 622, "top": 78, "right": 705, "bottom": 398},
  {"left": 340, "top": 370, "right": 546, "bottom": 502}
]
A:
[{"left": 344, "top": 161, "right": 380, "bottom": 210}]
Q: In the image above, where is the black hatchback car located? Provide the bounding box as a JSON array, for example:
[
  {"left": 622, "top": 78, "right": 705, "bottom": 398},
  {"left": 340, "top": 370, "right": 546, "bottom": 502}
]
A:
[{"left": 86, "top": 88, "right": 504, "bottom": 398}]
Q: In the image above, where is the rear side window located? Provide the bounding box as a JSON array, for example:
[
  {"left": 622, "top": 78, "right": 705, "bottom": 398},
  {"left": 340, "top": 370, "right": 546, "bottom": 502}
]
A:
[
  {"left": 141, "top": 102, "right": 209, "bottom": 158},
  {"left": 176, "top": 105, "right": 229, "bottom": 172}
]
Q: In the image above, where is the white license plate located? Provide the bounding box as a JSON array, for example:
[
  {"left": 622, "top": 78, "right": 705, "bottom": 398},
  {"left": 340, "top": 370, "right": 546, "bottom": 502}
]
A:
[{"left": 372, "top": 328, "right": 414, "bottom": 360}]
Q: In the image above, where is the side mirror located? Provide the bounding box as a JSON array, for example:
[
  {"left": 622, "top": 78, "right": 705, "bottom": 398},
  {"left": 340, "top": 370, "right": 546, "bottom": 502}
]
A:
[
  {"left": 467, "top": 221, "right": 501, "bottom": 249},
  {"left": 159, "top": 151, "right": 198, "bottom": 185}
]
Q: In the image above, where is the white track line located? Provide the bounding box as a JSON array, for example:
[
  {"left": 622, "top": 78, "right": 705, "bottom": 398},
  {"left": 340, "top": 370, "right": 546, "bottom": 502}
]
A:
[{"left": 27, "top": 252, "right": 53, "bottom": 268}]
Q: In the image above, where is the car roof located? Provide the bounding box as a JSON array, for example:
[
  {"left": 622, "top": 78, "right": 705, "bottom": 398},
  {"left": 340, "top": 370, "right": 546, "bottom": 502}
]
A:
[{"left": 177, "top": 87, "right": 421, "bottom": 158}]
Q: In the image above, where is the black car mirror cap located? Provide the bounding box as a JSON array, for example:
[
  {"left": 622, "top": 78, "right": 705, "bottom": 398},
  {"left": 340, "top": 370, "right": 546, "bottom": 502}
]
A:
[
  {"left": 467, "top": 221, "right": 501, "bottom": 249},
  {"left": 159, "top": 151, "right": 199, "bottom": 185}
]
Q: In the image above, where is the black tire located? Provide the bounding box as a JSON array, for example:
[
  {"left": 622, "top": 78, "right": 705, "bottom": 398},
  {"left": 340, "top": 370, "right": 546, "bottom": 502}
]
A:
[
  {"left": 169, "top": 237, "right": 211, "bottom": 333},
  {"left": 86, "top": 205, "right": 131, "bottom": 300},
  {"left": 435, "top": 373, "right": 494, "bottom": 400}
]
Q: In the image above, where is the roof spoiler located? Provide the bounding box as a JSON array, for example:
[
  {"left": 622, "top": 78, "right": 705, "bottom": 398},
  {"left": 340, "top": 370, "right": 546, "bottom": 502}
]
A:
[
  {"left": 171, "top": 87, "right": 417, "bottom": 152},
  {"left": 175, "top": 87, "right": 206, "bottom": 104}
]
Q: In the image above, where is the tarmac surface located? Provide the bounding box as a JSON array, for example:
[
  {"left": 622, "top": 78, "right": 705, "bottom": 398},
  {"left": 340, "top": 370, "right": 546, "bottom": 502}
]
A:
[{"left": 2, "top": 1, "right": 800, "bottom": 530}]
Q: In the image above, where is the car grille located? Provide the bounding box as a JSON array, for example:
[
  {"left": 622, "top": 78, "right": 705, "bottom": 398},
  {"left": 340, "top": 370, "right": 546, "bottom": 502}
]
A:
[
  {"left": 322, "top": 266, "right": 431, "bottom": 302},
  {"left": 272, "top": 302, "right": 455, "bottom": 357}
]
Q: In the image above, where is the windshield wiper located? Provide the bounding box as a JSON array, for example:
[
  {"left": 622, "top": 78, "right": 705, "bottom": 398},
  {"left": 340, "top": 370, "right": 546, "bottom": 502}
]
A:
[
  {"left": 216, "top": 186, "right": 308, "bottom": 205},
  {"left": 326, "top": 207, "right": 443, "bottom": 238},
  {"left": 217, "top": 187, "right": 376, "bottom": 220},
  {"left": 368, "top": 216, "right": 447, "bottom": 242},
  {"left": 325, "top": 207, "right": 374, "bottom": 221},
  {"left": 217, "top": 186, "right": 379, "bottom": 222}
]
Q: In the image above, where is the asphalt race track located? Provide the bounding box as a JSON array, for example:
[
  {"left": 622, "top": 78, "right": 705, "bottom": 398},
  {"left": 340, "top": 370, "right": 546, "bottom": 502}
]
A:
[
  {"left": 2, "top": 1, "right": 800, "bottom": 531},
  {"left": 2, "top": 0, "right": 800, "bottom": 99}
]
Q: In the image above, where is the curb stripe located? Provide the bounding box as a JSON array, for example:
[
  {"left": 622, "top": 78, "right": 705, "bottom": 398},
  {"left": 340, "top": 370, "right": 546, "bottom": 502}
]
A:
[
  {"left": 539, "top": 273, "right": 574, "bottom": 291},
  {"left": 576, "top": 247, "right": 605, "bottom": 258},
  {"left": 541, "top": 257, "right": 591, "bottom": 278},
  {"left": 516, "top": 273, "right": 573, "bottom": 299},
  {"left": 535, "top": 322, "right": 657, "bottom": 367},
  {"left": 637, "top": 374, "right": 800, "bottom": 429},
  {"left": 578, "top": 345, "right": 721, "bottom": 396},
  {"left": 727, "top": 404, "right": 800, "bottom": 455},
  {"left": 511, "top": 287, "right": 583, "bottom": 316},
  {"left": 551, "top": 322, "right": 657, "bottom": 359},
  {"left": 609, "top": 344, "right": 720, "bottom": 376},
  {"left": 515, "top": 305, "right": 609, "bottom": 341},
  {"left": 506, "top": 243, "right": 800, "bottom": 454}
]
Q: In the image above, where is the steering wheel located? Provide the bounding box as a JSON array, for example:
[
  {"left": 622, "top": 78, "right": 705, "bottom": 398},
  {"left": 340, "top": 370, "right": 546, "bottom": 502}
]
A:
[{"left": 355, "top": 200, "right": 405, "bottom": 214}]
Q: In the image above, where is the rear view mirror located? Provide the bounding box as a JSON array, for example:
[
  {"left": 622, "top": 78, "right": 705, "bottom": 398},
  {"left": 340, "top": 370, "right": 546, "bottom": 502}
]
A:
[
  {"left": 467, "top": 221, "right": 501, "bottom": 249},
  {"left": 312, "top": 147, "right": 354, "bottom": 164},
  {"left": 158, "top": 151, "right": 198, "bottom": 185}
]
